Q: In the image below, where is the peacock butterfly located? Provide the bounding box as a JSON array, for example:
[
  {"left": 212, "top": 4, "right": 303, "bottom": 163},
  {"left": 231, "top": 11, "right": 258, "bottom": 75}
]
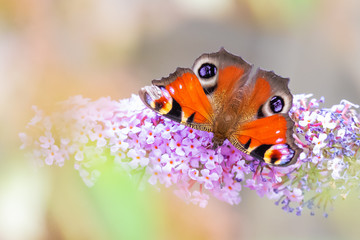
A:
[{"left": 139, "top": 48, "right": 302, "bottom": 166}]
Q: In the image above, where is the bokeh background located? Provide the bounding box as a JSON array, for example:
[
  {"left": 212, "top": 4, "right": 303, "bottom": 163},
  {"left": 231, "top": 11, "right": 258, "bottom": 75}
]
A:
[{"left": 1, "top": 0, "right": 360, "bottom": 239}]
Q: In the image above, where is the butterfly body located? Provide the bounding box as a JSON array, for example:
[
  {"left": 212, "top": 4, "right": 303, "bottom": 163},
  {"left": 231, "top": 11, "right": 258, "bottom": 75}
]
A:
[
  {"left": 211, "top": 92, "right": 251, "bottom": 148},
  {"left": 140, "top": 48, "right": 302, "bottom": 166}
]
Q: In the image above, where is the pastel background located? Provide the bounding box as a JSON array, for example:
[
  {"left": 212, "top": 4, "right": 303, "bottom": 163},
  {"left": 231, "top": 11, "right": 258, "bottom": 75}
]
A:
[{"left": 1, "top": 0, "right": 359, "bottom": 239}]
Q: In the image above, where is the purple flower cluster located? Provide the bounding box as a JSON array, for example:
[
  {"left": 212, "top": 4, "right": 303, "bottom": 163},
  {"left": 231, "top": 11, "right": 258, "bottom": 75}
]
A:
[{"left": 20, "top": 94, "right": 360, "bottom": 216}]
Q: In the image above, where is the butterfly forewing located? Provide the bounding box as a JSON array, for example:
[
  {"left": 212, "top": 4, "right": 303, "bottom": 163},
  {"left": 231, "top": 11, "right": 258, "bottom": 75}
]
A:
[{"left": 139, "top": 68, "right": 214, "bottom": 131}]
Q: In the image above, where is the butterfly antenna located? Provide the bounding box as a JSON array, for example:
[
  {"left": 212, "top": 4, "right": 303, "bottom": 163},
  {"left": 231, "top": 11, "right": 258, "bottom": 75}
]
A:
[
  {"left": 253, "top": 161, "right": 266, "bottom": 182},
  {"left": 259, "top": 164, "right": 267, "bottom": 182}
]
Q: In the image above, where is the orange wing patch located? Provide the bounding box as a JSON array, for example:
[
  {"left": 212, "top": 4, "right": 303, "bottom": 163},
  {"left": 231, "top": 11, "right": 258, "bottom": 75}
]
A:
[
  {"left": 237, "top": 115, "right": 287, "bottom": 148},
  {"left": 217, "top": 66, "right": 245, "bottom": 93},
  {"left": 230, "top": 114, "right": 296, "bottom": 166},
  {"left": 140, "top": 69, "right": 214, "bottom": 131},
  {"left": 246, "top": 78, "right": 272, "bottom": 115},
  {"left": 165, "top": 72, "right": 213, "bottom": 124}
]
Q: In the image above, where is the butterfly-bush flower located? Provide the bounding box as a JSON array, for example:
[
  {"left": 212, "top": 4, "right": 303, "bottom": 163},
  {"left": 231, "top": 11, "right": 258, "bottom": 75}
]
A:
[{"left": 20, "top": 94, "right": 360, "bottom": 216}]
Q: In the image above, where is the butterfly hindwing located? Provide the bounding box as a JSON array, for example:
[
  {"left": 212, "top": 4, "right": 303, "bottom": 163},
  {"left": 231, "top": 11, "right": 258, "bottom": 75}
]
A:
[{"left": 192, "top": 48, "right": 252, "bottom": 104}]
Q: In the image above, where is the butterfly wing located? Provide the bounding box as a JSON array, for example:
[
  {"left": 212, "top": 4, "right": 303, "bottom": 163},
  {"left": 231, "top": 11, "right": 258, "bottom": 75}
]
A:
[
  {"left": 139, "top": 68, "right": 214, "bottom": 131},
  {"left": 229, "top": 114, "right": 300, "bottom": 166},
  {"left": 191, "top": 48, "right": 252, "bottom": 108},
  {"left": 228, "top": 70, "right": 302, "bottom": 166}
]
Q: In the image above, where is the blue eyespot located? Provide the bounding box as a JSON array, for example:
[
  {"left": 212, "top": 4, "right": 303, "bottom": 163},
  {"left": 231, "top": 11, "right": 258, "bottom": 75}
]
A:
[
  {"left": 198, "top": 63, "right": 217, "bottom": 79},
  {"left": 270, "top": 96, "right": 284, "bottom": 113}
]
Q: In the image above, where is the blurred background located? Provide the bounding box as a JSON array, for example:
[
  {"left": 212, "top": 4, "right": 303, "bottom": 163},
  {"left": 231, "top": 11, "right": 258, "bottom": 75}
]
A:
[{"left": 1, "top": 0, "right": 360, "bottom": 239}]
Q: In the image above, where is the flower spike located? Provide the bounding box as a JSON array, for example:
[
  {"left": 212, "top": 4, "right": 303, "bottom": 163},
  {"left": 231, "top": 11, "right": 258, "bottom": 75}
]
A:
[{"left": 20, "top": 94, "right": 360, "bottom": 216}]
